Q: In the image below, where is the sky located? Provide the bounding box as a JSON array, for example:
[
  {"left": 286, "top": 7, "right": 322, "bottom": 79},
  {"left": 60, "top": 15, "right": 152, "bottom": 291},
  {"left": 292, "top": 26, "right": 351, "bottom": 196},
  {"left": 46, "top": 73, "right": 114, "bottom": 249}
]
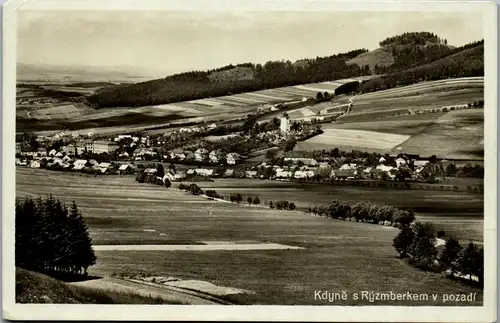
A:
[{"left": 17, "top": 10, "right": 484, "bottom": 77}]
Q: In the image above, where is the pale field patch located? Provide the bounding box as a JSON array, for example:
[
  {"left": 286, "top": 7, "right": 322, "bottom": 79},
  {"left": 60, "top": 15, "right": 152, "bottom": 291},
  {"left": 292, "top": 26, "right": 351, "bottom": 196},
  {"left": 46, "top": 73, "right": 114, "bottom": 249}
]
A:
[{"left": 296, "top": 128, "right": 410, "bottom": 151}]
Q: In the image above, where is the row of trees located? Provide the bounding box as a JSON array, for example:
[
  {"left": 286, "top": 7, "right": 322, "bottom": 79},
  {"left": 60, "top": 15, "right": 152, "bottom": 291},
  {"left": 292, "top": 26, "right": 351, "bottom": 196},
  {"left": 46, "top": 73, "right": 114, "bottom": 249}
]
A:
[
  {"left": 393, "top": 223, "right": 483, "bottom": 285},
  {"left": 16, "top": 196, "right": 96, "bottom": 276},
  {"left": 308, "top": 200, "right": 415, "bottom": 226},
  {"left": 269, "top": 200, "right": 296, "bottom": 211}
]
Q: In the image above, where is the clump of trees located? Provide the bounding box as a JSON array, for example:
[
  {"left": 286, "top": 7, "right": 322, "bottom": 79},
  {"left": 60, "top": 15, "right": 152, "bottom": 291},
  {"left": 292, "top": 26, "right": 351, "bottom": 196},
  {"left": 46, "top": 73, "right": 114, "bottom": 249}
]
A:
[
  {"left": 309, "top": 200, "right": 415, "bottom": 227},
  {"left": 179, "top": 183, "right": 203, "bottom": 195},
  {"left": 16, "top": 196, "right": 96, "bottom": 276},
  {"left": 205, "top": 190, "right": 221, "bottom": 199},
  {"left": 393, "top": 222, "right": 483, "bottom": 286},
  {"left": 229, "top": 193, "right": 243, "bottom": 204}
]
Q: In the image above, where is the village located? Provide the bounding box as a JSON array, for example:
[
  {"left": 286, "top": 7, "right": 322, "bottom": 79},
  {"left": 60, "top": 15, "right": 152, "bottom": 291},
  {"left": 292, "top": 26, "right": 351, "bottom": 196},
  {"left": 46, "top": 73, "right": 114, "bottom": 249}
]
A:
[{"left": 15, "top": 112, "right": 483, "bottom": 193}]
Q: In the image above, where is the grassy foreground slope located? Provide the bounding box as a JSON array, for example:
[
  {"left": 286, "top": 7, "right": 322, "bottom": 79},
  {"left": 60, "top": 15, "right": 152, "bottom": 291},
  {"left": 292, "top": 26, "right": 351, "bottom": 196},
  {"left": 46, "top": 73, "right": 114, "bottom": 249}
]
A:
[
  {"left": 16, "top": 169, "right": 483, "bottom": 305},
  {"left": 15, "top": 268, "right": 176, "bottom": 304}
]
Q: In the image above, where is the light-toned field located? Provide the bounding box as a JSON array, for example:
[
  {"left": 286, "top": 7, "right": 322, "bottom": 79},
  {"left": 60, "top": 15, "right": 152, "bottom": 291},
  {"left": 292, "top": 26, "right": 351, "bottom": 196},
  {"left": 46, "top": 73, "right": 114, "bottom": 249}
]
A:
[
  {"left": 391, "top": 109, "right": 484, "bottom": 159},
  {"left": 29, "top": 104, "right": 95, "bottom": 120},
  {"left": 295, "top": 129, "right": 411, "bottom": 152},
  {"left": 16, "top": 168, "right": 483, "bottom": 305},
  {"left": 347, "top": 77, "right": 483, "bottom": 120},
  {"left": 323, "top": 113, "right": 447, "bottom": 136}
]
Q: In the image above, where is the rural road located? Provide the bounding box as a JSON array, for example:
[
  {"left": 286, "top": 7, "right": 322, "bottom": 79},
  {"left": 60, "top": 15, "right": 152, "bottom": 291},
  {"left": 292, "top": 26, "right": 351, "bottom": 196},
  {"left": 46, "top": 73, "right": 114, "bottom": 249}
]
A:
[{"left": 69, "top": 276, "right": 232, "bottom": 305}]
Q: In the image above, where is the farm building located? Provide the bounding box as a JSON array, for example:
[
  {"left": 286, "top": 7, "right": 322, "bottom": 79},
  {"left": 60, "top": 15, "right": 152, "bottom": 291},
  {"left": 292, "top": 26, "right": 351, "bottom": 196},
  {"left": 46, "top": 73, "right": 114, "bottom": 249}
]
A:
[
  {"left": 226, "top": 153, "right": 241, "bottom": 165},
  {"left": 276, "top": 169, "right": 292, "bottom": 178},
  {"left": 195, "top": 148, "right": 209, "bottom": 162},
  {"left": 209, "top": 150, "right": 222, "bottom": 163},
  {"left": 174, "top": 172, "right": 186, "bottom": 181},
  {"left": 88, "top": 159, "right": 99, "bottom": 167},
  {"left": 98, "top": 162, "right": 111, "bottom": 174},
  {"left": 29, "top": 160, "right": 41, "bottom": 168},
  {"left": 62, "top": 155, "right": 72, "bottom": 163},
  {"left": 379, "top": 156, "right": 386, "bottom": 163},
  {"left": 61, "top": 145, "right": 76, "bottom": 156},
  {"left": 118, "top": 164, "right": 135, "bottom": 174},
  {"left": 224, "top": 169, "right": 235, "bottom": 178},
  {"left": 163, "top": 173, "right": 175, "bottom": 182},
  {"left": 395, "top": 158, "right": 407, "bottom": 168},
  {"left": 195, "top": 168, "right": 214, "bottom": 177},
  {"left": 284, "top": 157, "right": 318, "bottom": 166},
  {"left": 73, "top": 159, "right": 88, "bottom": 171},
  {"left": 37, "top": 148, "right": 47, "bottom": 157},
  {"left": 333, "top": 169, "right": 355, "bottom": 179},
  {"left": 144, "top": 168, "right": 158, "bottom": 175},
  {"left": 245, "top": 170, "right": 258, "bottom": 178},
  {"left": 414, "top": 160, "right": 430, "bottom": 168},
  {"left": 55, "top": 152, "right": 64, "bottom": 158},
  {"left": 294, "top": 170, "right": 314, "bottom": 179}
]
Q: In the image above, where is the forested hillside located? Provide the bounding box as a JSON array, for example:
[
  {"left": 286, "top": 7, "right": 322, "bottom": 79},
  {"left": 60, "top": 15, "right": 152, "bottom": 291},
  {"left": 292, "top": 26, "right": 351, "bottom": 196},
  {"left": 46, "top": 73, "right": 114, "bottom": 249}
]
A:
[
  {"left": 360, "top": 42, "right": 484, "bottom": 93},
  {"left": 86, "top": 32, "right": 483, "bottom": 109}
]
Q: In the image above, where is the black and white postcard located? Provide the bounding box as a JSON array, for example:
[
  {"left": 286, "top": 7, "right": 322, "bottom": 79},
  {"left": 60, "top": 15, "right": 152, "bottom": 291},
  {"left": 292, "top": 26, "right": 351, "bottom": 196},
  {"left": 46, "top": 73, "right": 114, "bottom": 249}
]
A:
[{"left": 2, "top": 0, "right": 497, "bottom": 321}]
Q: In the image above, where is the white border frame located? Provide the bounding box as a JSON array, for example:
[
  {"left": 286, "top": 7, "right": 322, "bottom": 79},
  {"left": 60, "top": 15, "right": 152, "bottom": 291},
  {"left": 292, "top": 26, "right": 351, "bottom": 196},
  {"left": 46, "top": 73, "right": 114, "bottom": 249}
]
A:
[{"left": 2, "top": 1, "right": 497, "bottom": 321}]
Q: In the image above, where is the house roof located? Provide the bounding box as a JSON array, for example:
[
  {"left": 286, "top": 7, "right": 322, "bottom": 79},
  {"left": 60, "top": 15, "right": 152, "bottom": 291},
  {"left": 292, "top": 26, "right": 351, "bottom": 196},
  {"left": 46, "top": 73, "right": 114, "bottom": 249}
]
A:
[
  {"left": 144, "top": 168, "right": 157, "bottom": 174},
  {"left": 118, "top": 164, "right": 130, "bottom": 171}
]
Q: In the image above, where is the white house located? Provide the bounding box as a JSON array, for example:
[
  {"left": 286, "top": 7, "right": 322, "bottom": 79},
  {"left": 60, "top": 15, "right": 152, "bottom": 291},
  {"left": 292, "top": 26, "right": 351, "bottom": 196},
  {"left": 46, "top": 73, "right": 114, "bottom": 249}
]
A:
[
  {"left": 245, "top": 170, "right": 258, "bottom": 178},
  {"left": 29, "top": 160, "right": 41, "bottom": 168},
  {"left": 294, "top": 170, "right": 314, "bottom": 179},
  {"left": 48, "top": 149, "right": 57, "bottom": 157},
  {"left": 55, "top": 151, "right": 64, "bottom": 158},
  {"left": 395, "top": 158, "right": 407, "bottom": 168},
  {"left": 209, "top": 150, "right": 221, "bottom": 163},
  {"left": 73, "top": 159, "right": 88, "bottom": 171},
  {"left": 195, "top": 148, "right": 208, "bottom": 162},
  {"left": 98, "top": 162, "right": 111, "bottom": 173},
  {"left": 163, "top": 173, "right": 175, "bottom": 182},
  {"left": 280, "top": 113, "right": 291, "bottom": 133},
  {"left": 226, "top": 153, "right": 241, "bottom": 165},
  {"left": 379, "top": 156, "right": 386, "bottom": 164},
  {"left": 194, "top": 168, "right": 214, "bottom": 177}
]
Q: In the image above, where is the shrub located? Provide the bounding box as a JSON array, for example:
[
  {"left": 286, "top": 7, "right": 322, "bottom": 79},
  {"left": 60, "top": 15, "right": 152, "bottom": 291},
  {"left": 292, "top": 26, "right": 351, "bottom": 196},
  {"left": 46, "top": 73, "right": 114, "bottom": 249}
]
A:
[{"left": 253, "top": 196, "right": 260, "bottom": 205}]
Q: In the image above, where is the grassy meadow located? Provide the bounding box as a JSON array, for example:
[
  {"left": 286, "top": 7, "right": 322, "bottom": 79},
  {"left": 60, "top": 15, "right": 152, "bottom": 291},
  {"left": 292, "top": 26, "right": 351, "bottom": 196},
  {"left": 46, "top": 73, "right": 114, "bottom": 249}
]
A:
[{"left": 16, "top": 168, "right": 483, "bottom": 305}]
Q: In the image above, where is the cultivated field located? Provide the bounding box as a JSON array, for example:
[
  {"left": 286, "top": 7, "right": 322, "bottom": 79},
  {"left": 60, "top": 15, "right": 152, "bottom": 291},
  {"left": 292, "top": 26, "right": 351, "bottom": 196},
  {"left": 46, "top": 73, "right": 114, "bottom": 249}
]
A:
[
  {"left": 295, "top": 129, "right": 411, "bottom": 152},
  {"left": 15, "top": 168, "right": 483, "bottom": 305},
  {"left": 304, "top": 77, "right": 484, "bottom": 158},
  {"left": 391, "top": 109, "right": 484, "bottom": 159},
  {"left": 347, "top": 77, "right": 483, "bottom": 121},
  {"left": 18, "top": 76, "right": 374, "bottom": 136}
]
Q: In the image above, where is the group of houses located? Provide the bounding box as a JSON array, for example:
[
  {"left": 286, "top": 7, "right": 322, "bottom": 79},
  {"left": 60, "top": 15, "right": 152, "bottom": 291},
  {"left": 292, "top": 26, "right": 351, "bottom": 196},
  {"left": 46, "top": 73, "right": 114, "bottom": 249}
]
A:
[
  {"left": 160, "top": 148, "right": 243, "bottom": 165},
  {"left": 16, "top": 139, "right": 120, "bottom": 158},
  {"left": 16, "top": 152, "right": 136, "bottom": 175}
]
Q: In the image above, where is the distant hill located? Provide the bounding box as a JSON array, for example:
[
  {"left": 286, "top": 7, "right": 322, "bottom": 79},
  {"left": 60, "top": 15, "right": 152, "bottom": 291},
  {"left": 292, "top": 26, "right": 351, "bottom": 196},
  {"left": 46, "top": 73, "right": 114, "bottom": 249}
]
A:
[
  {"left": 85, "top": 32, "right": 483, "bottom": 109},
  {"left": 347, "top": 47, "right": 395, "bottom": 70},
  {"left": 17, "top": 63, "right": 156, "bottom": 84},
  {"left": 360, "top": 42, "right": 484, "bottom": 93}
]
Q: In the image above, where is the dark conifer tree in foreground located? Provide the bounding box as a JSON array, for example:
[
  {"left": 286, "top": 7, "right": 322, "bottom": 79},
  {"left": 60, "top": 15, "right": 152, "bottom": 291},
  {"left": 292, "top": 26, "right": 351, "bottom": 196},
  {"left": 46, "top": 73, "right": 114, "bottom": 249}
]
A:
[{"left": 15, "top": 196, "right": 96, "bottom": 276}]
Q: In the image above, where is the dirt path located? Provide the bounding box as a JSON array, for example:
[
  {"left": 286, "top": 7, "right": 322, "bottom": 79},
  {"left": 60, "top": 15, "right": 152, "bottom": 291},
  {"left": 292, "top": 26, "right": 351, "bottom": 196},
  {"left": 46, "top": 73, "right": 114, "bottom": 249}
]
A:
[
  {"left": 69, "top": 276, "right": 231, "bottom": 305},
  {"left": 93, "top": 243, "right": 305, "bottom": 251}
]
